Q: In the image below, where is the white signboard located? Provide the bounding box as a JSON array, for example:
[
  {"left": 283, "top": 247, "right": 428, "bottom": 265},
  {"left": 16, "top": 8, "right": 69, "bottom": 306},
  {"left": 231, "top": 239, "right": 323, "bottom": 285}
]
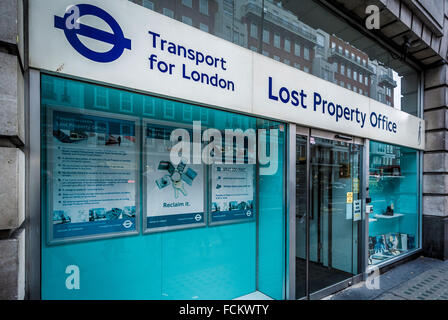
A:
[
  {"left": 210, "top": 164, "right": 255, "bottom": 225},
  {"left": 144, "top": 122, "right": 205, "bottom": 232},
  {"left": 29, "top": 0, "right": 425, "bottom": 150},
  {"left": 47, "top": 108, "right": 139, "bottom": 243}
]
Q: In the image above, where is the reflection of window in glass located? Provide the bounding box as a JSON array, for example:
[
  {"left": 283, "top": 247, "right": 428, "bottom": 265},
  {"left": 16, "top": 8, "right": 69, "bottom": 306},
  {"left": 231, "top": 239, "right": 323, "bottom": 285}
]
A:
[
  {"left": 274, "top": 33, "right": 280, "bottom": 48},
  {"left": 340, "top": 81, "right": 344, "bottom": 87},
  {"left": 250, "top": 46, "right": 257, "bottom": 52},
  {"left": 284, "top": 59, "right": 290, "bottom": 65},
  {"left": 347, "top": 67, "right": 351, "bottom": 79},
  {"left": 331, "top": 42, "right": 335, "bottom": 49},
  {"left": 199, "top": 0, "right": 209, "bottom": 15},
  {"left": 94, "top": 87, "right": 108, "bottom": 109},
  {"left": 199, "top": 23, "right": 209, "bottom": 32},
  {"left": 359, "top": 73, "right": 363, "bottom": 84},
  {"left": 317, "top": 34, "right": 325, "bottom": 47},
  {"left": 262, "top": 50, "right": 269, "bottom": 57},
  {"left": 304, "top": 47, "right": 310, "bottom": 60},
  {"left": 341, "top": 64, "right": 345, "bottom": 76},
  {"left": 163, "top": 101, "right": 175, "bottom": 119},
  {"left": 345, "top": 49, "right": 349, "bottom": 57},
  {"left": 263, "top": 29, "right": 269, "bottom": 44},
  {"left": 233, "top": 31, "right": 239, "bottom": 43},
  {"left": 225, "top": 26, "right": 231, "bottom": 38},
  {"left": 303, "top": 66, "right": 310, "bottom": 73},
  {"left": 223, "top": 0, "right": 234, "bottom": 15},
  {"left": 250, "top": 23, "right": 258, "bottom": 39},
  {"left": 351, "top": 53, "right": 355, "bottom": 60},
  {"left": 143, "top": 97, "right": 155, "bottom": 116},
  {"left": 274, "top": 55, "right": 280, "bottom": 61},
  {"left": 357, "top": 56, "right": 361, "bottom": 64},
  {"left": 182, "top": 0, "right": 192, "bottom": 8},
  {"left": 142, "top": 0, "right": 154, "bottom": 10},
  {"left": 353, "top": 71, "right": 357, "bottom": 81},
  {"left": 42, "top": 77, "right": 55, "bottom": 99},
  {"left": 347, "top": 83, "right": 351, "bottom": 90},
  {"left": 183, "top": 105, "right": 192, "bottom": 121},
  {"left": 353, "top": 86, "right": 357, "bottom": 93},
  {"left": 120, "top": 93, "right": 133, "bottom": 112},
  {"left": 365, "top": 76, "right": 369, "bottom": 86},
  {"left": 200, "top": 109, "right": 209, "bottom": 124},
  {"left": 338, "top": 45, "right": 342, "bottom": 53},
  {"left": 294, "top": 63, "right": 300, "bottom": 70},
  {"left": 284, "top": 38, "right": 291, "bottom": 52},
  {"left": 182, "top": 16, "right": 193, "bottom": 26},
  {"left": 294, "top": 43, "right": 301, "bottom": 56},
  {"left": 162, "top": 8, "right": 174, "bottom": 18}
]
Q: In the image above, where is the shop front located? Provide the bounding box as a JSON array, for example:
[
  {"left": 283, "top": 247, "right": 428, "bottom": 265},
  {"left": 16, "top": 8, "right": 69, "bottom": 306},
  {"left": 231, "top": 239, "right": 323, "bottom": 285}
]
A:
[{"left": 27, "top": 0, "right": 424, "bottom": 300}]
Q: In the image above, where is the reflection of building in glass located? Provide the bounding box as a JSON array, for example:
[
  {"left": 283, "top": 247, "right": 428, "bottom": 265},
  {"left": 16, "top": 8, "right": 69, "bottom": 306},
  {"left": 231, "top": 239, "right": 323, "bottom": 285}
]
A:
[
  {"left": 242, "top": 0, "right": 316, "bottom": 73},
  {"left": 129, "top": 0, "right": 398, "bottom": 108}
]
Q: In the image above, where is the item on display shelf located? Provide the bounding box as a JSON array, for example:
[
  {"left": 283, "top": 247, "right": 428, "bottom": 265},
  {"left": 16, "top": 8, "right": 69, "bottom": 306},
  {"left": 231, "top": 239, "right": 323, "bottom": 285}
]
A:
[
  {"left": 400, "top": 233, "right": 408, "bottom": 251},
  {"left": 384, "top": 205, "right": 394, "bottom": 216},
  {"left": 408, "top": 234, "right": 416, "bottom": 250},
  {"left": 369, "top": 232, "right": 412, "bottom": 263},
  {"left": 379, "top": 165, "right": 401, "bottom": 176}
]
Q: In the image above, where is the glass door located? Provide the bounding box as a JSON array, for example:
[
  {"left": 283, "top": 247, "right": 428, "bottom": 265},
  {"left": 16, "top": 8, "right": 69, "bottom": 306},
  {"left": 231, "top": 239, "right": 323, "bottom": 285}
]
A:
[{"left": 295, "top": 129, "right": 363, "bottom": 299}]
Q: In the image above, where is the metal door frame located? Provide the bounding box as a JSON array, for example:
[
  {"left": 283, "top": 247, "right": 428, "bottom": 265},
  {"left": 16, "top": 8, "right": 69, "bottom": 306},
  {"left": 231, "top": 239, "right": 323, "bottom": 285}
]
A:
[{"left": 288, "top": 124, "right": 366, "bottom": 300}]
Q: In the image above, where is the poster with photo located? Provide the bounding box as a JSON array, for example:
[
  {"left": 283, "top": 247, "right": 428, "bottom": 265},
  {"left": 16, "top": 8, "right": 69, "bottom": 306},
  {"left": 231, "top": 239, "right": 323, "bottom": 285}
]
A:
[
  {"left": 48, "top": 109, "right": 139, "bottom": 243},
  {"left": 210, "top": 164, "right": 256, "bottom": 225},
  {"left": 144, "top": 122, "right": 205, "bottom": 232}
]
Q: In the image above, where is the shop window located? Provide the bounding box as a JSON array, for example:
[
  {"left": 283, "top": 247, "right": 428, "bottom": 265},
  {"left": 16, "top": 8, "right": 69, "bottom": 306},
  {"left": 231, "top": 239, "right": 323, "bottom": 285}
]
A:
[
  {"left": 368, "top": 141, "right": 419, "bottom": 265},
  {"left": 41, "top": 74, "right": 287, "bottom": 300}
]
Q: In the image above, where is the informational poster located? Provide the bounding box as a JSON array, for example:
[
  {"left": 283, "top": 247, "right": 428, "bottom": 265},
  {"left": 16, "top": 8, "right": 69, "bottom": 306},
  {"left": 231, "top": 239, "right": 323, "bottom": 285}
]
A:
[
  {"left": 144, "top": 122, "right": 205, "bottom": 232},
  {"left": 48, "top": 109, "right": 139, "bottom": 243},
  {"left": 210, "top": 164, "right": 255, "bottom": 225}
]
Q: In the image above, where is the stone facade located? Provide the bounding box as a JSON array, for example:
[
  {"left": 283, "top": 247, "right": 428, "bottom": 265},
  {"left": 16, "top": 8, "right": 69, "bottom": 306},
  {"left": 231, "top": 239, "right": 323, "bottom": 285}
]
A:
[{"left": 0, "top": 0, "right": 25, "bottom": 300}]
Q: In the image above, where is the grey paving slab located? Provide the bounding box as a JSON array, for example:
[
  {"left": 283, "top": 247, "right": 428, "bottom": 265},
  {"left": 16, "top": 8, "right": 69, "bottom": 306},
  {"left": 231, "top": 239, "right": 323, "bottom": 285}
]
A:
[{"left": 328, "top": 256, "right": 448, "bottom": 300}]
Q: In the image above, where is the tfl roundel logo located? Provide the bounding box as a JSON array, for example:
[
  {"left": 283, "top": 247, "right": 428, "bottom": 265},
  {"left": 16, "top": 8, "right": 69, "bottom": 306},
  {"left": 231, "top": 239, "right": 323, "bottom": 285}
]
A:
[{"left": 54, "top": 4, "right": 131, "bottom": 63}]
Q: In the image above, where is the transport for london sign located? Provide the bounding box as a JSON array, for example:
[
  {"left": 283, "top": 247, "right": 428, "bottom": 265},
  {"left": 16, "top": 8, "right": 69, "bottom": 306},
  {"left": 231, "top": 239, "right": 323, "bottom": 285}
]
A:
[{"left": 29, "top": 0, "right": 424, "bottom": 150}]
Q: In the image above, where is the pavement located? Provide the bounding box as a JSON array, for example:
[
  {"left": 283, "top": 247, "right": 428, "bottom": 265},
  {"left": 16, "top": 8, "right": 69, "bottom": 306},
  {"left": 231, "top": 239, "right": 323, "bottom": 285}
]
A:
[{"left": 326, "top": 256, "right": 448, "bottom": 300}]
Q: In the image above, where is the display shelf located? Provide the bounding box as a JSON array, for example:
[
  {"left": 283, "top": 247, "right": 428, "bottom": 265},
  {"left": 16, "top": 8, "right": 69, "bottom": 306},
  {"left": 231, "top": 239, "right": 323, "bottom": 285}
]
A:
[
  {"left": 369, "top": 218, "right": 378, "bottom": 222},
  {"left": 374, "top": 213, "right": 404, "bottom": 219}
]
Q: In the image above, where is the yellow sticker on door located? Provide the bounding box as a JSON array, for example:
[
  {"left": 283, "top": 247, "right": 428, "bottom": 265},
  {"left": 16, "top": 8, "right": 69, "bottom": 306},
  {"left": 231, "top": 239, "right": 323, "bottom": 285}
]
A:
[{"left": 346, "top": 192, "right": 353, "bottom": 204}]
